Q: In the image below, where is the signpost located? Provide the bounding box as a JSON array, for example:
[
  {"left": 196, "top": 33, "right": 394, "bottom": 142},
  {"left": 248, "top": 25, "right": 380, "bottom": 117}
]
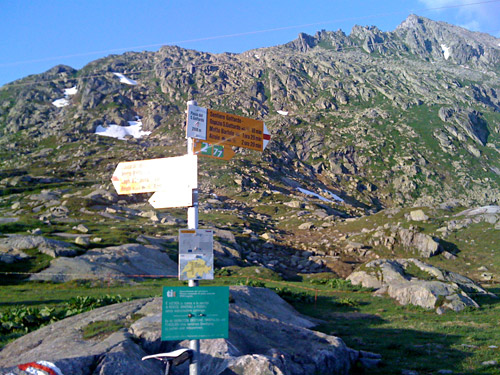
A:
[
  {"left": 162, "top": 286, "right": 229, "bottom": 341},
  {"left": 111, "top": 100, "right": 271, "bottom": 375},
  {"left": 111, "top": 154, "right": 197, "bottom": 196},
  {"left": 186, "top": 104, "right": 271, "bottom": 152},
  {"left": 149, "top": 189, "right": 194, "bottom": 209}
]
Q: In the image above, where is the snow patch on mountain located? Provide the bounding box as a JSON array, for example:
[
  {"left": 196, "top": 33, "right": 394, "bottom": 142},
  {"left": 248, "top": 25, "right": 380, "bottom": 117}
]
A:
[
  {"left": 441, "top": 44, "right": 451, "bottom": 60},
  {"left": 64, "top": 87, "right": 78, "bottom": 96},
  {"left": 52, "top": 98, "right": 70, "bottom": 108},
  {"left": 326, "top": 190, "right": 344, "bottom": 202},
  {"left": 52, "top": 86, "right": 77, "bottom": 108},
  {"left": 113, "top": 72, "right": 138, "bottom": 85},
  {"left": 95, "top": 118, "right": 150, "bottom": 140},
  {"left": 297, "top": 187, "right": 344, "bottom": 203}
]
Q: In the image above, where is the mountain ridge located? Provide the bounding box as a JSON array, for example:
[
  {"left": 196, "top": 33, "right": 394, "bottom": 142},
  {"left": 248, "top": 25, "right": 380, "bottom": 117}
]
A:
[{"left": 1, "top": 14, "right": 499, "bottom": 210}]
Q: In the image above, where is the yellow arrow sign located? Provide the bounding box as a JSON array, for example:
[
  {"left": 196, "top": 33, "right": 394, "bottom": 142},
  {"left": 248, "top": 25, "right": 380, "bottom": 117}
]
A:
[
  {"left": 206, "top": 108, "right": 269, "bottom": 151},
  {"left": 193, "top": 140, "right": 235, "bottom": 161},
  {"left": 186, "top": 105, "right": 271, "bottom": 152}
]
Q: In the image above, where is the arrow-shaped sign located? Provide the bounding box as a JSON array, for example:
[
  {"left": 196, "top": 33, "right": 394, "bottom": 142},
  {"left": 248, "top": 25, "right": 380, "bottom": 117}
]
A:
[
  {"left": 186, "top": 105, "right": 271, "bottom": 152},
  {"left": 149, "top": 189, "right": 194, "bottom": 209},
  {"left": 111, "top": 154, "right": 197, "bottom": 195},
  {"left": 193, "top": 139, "right": 235, "bottom": 161}
]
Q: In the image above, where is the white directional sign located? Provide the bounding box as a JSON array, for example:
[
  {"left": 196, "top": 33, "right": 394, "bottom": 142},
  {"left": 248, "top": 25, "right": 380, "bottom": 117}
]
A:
[
  {"left": 186, "top": 105, "right": 208, "bottom": 140},
  {"left": 111, "top": 154, "right": 197, "bottom": 195},
  {"left": 149, "top": 189, "right": 193, "bottom": 209}
]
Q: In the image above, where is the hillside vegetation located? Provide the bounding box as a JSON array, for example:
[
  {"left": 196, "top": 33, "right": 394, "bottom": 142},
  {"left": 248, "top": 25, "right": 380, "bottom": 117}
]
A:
[{"left": 0, "top": 14, "right": 499, "bottom": 374}]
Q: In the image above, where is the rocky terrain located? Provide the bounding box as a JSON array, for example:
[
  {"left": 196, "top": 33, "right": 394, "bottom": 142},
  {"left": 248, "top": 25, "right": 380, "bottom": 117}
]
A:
[
  {"left": 0, "top": 13, "right": 499, "bottom": 374},
  {"left": 0, "top": 286, "right": 382, "bottom": 375}
]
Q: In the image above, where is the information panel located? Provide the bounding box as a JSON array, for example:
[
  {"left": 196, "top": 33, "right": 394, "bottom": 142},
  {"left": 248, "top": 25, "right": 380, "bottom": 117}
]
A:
[
  {"left": 178, "top": 229, "right": 214, "bottom": 280},
  {"left": 162, "top": 286, "right": 229, "bottom": 341}
]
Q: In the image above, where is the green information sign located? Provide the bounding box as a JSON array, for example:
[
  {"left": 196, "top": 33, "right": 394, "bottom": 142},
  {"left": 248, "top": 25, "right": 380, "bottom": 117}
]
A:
[
  {"left": 200, "top": 142, "right": 224, "bottom": 158},
  {"left": 162, "top": 286, "right": 229, "bottom": 341}
]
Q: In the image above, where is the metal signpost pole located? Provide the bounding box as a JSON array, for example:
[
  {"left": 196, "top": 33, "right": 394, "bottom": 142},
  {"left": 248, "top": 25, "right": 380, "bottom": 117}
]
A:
[{"left": 186, "top": 100, "right": 200, "bottom": 375}]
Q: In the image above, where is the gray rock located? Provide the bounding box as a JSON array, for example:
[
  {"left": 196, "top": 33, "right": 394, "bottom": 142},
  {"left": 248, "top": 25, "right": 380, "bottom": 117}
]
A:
[
  {"left": 409, "top": 209, "right": 429, "bottom": 221},
  {"left": 298, "top": 222, "right": 315, "bottom": 230},
  {"left": 75, "top": 236, "right": 90, "bottom": 246},
  {"left": 398, "top": 229, "right": 441, "bottom": 257},
  {"left": 84, "top": 189, "right": 119, "bottom": 205},
  {"left": 348, "top": 259, "right": 494, "bottom": 313},
  {"left": 481, "top": 360, "right": 498, "bottom": 366},
  {"left": 0, "top": 299, "right": 156, "bottom": 375},
  {"left": 73, "top": 224, "right": 90, "bottom": 233},
  {"left": 0, "top": 287, "right": 374, "bottom": 375},
  {"left": 29, "top": 243, "right": 177, "bottom": 282},
  {"left": 0, "top": 217, "right": 19, "bottom": 224},
  {"left": 284, "top": 201, "right": 304, "bottom": 208},
  {"left": 136, "top": 234, "right": 176, "bottom": 247},
  {"left": 0, "top": 252, "right": 29, "bottom": 264},
  {"left": 0, "top": 234, "right": 78, "bottom": 258},
  {"left": 456, "top": 205, "right": 500, "bottom": 217},
  {"left": 214, "top": 241, "right": 241, "bottom": 267}
]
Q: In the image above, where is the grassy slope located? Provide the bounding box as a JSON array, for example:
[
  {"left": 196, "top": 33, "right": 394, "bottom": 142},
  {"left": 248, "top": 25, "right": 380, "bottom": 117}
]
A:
[{"left": 1, "top": 275, "right": 499, "bottom": 374}]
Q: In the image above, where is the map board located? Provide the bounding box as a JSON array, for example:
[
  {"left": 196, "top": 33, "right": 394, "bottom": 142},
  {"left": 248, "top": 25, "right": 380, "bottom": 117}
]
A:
[
  {"left": 178, "top": 229, "right": 214, "bottom": 280},
  {"left": 162, "top": 286, "right": 229, "bottom": 341}
]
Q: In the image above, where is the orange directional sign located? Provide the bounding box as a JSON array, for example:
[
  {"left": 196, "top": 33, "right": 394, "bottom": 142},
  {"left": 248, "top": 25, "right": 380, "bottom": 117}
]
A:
[
  {"left": 193, "top": 139, "right": 235, "bottom": 161},
  {"left": 111, "top": 155, "right": 197, "bottom": 195},
  {"left": 186, "top": 105, "right": 270, "bottom": 152}
]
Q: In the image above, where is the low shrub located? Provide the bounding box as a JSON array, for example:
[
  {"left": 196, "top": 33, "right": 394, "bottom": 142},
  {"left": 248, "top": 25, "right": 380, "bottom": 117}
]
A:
[{"left": 0, "top": 294, "right": 128, "bottom": 337}]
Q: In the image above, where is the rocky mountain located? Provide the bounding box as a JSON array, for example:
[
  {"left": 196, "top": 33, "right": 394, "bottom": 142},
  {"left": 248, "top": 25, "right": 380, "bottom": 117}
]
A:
[
  {"left": 1, "top": 14, "right": 500, "bottom": 374},
  {"left": 0, "top": 14, "right": 499, "bottom": 277},
  {"left": 1, "top": 15, "right": 499, "bottom": 212}
]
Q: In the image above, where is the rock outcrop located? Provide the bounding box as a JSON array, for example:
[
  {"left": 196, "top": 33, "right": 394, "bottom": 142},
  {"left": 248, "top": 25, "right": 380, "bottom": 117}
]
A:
[
  {"left": 347, "top": 259, "right": 494, "bottom": 313},
  {"left": 398, "top": 229, "right": 442, "bottom": 258},
  {"left": 0, "top": 287, "right": 380, "bottom": 375},
  {"left": 29, "top": 243, "right": 178, "bottom": 282},
  {"left": 0, "top": 235, "right": 78, "bottom": 258}
]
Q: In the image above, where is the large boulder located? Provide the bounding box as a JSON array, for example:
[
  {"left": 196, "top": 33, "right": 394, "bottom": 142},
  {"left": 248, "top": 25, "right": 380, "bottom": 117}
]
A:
[
  {"left": 29, "top": 243, "right": 177, "bottom": 282},
  {"left": 0, "top": 235, "right": 78, "bottom": 258},
  {"left": 398, "top": 229, "right": 441, "bottom": 258},
  {"left": 0, "top": 287, "right": 378, "bottom": 375},
  {"left": 348, "top": 258, "right": 494, "bottom": 313}
]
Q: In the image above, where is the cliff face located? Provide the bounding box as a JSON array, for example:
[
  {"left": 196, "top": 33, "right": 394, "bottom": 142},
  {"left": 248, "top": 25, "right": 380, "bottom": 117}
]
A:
[{"left": 0, "top": 14, "right": 499, "bottom": 209}]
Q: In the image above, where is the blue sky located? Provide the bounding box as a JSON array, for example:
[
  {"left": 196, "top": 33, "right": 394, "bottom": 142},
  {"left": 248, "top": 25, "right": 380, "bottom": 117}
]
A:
[{"left": 1, "top": 0, "right": 499, "bottom": 86}]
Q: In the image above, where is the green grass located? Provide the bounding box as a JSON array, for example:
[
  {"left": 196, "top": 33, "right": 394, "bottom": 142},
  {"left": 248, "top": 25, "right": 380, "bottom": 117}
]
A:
[
  {"left": 0, "top": 249, "right": 53, "bottom": 285},
  {"left": 81, "top": 320, "right": 125, "bottom": 340},
  {"left": 1, "top": 274, "right": 499, "bottom": 374}
]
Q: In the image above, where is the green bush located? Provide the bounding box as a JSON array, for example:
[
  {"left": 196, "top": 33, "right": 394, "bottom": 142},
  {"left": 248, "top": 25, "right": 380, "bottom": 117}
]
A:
[
  {"left": 309, "top": 278, "right": 361, "bottom": 291},
  {"left": 239, "top": 278, "right": 266, "bottom": 288},
  {"left": 273, "top": 287, "right": 315, "bottom": 304},
  {"left": 0, "top": 294, "right": 128, "bottom": 337},
  {"left": 335, "top": 297, "right": 359, "bottom": 307}
]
